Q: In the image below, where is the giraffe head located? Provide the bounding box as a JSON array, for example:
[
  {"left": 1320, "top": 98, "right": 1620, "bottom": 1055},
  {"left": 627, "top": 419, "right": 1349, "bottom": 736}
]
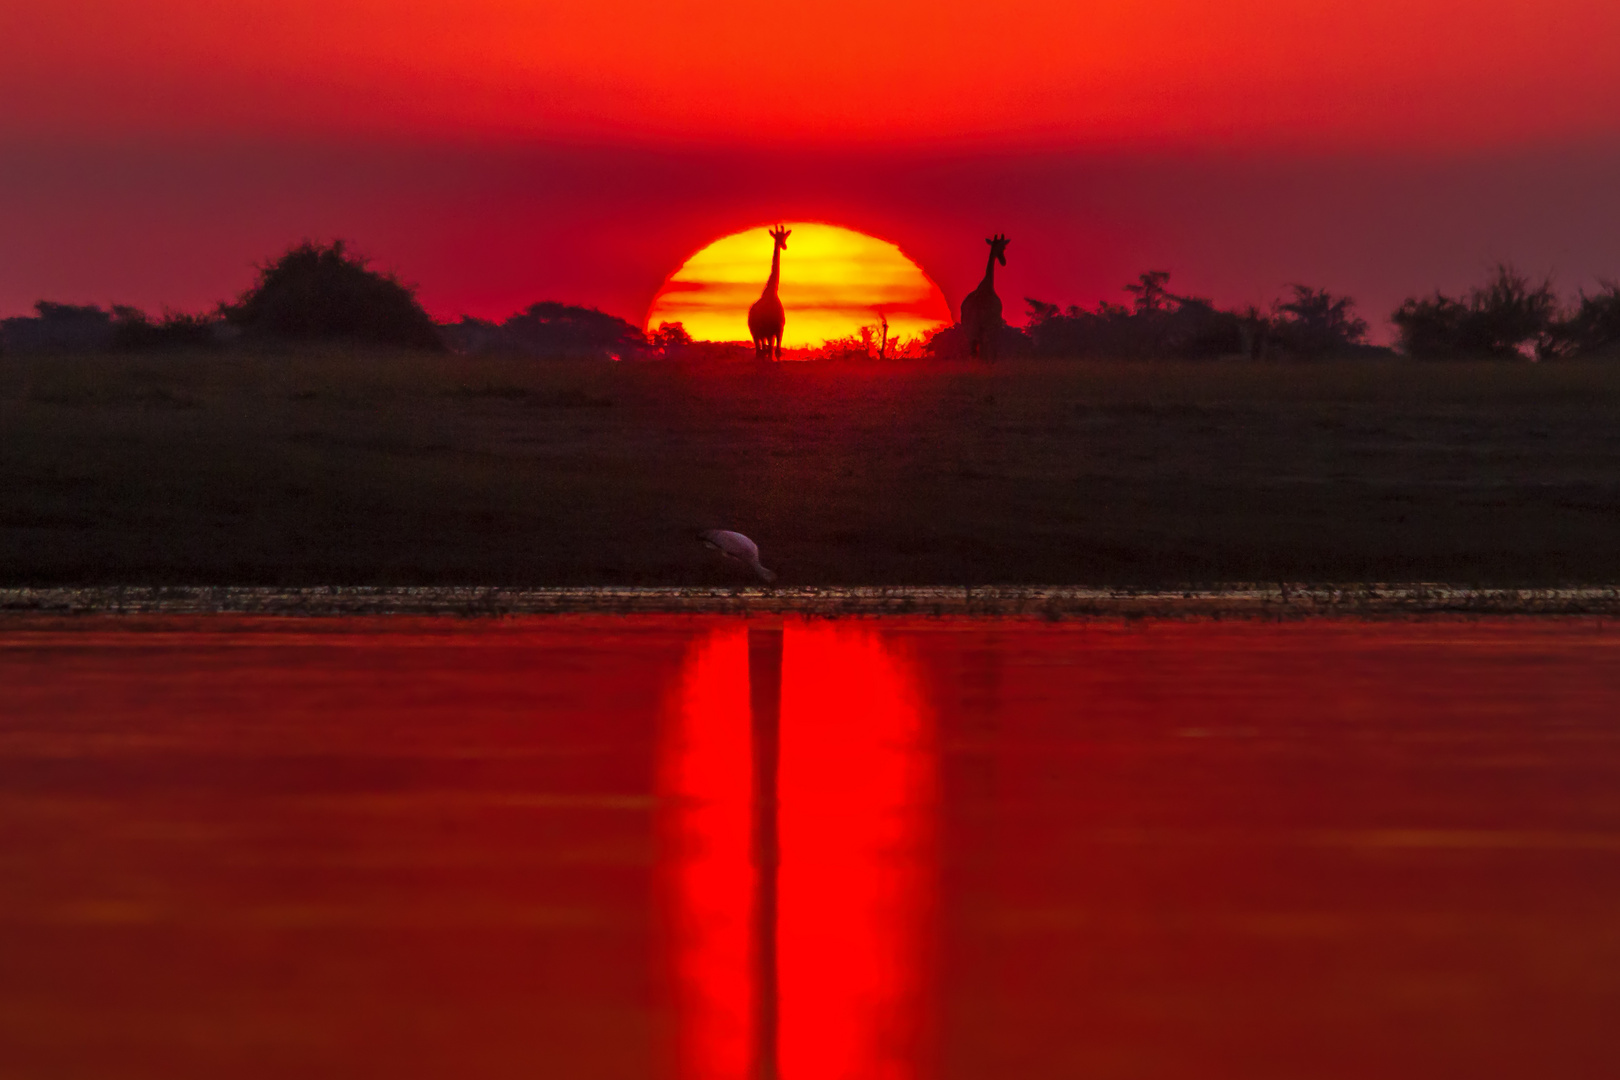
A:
[
  {"left": 986, "top": 234, "right": 1010, "bottom": 266},
  {"left": 769, "top": 225, "right": 791, "bottom": 251}
]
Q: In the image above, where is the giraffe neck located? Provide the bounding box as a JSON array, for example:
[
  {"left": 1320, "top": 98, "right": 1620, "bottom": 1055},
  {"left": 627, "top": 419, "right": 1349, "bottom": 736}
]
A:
[
  {"left": 763, "top": 245, "right": 782, "bottom": 298},
  {"left": 980, "top": 249, "right": 998, "bottom": 291}
]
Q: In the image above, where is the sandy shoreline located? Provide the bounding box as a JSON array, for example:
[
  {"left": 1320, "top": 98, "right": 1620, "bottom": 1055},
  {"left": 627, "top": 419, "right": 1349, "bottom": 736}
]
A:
[{"left": 4, "top": 585, "right": 1620, "bottom": 619}]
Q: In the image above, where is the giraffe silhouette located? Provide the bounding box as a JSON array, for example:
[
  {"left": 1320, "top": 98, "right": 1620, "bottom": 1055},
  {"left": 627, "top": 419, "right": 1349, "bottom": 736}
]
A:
[
  {"left": 959, "top": 234, "right": 1009, "bottom": 360},
  {"left": 748, "top": 225, "right": 791, "bottom": 360}
]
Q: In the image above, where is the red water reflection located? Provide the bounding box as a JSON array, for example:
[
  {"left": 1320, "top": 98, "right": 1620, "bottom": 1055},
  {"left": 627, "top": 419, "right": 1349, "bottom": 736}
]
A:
[
  {"left": 659, "top": 621, "right": 936, "bottom": 1080},
  {"left": 6, "top": 615, "right": 1620, "bottom": 1080},
  {"left": 659, "top": 626, "right": 754, "bottom": 1080}
]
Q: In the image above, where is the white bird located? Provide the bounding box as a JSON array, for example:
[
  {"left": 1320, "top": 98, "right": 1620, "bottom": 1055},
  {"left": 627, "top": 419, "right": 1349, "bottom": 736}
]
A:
[{"left": 698, "top": 529, "right": 777, "bottom": 583}]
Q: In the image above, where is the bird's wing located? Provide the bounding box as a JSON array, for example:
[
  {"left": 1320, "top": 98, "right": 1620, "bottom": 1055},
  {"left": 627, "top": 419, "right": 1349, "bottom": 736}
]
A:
[{"left": 712, "top": 531, "right": 758, "bottom": 560}]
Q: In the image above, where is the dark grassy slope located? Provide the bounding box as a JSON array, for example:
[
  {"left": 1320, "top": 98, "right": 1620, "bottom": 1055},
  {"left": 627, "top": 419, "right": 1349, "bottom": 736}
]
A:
[{"left": 1, "top": 350, "right": 1616, "bottom": 586}]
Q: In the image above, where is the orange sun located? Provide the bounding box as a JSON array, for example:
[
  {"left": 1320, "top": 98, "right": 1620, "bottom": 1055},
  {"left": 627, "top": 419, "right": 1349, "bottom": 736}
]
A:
[{"left": 646, "top": 223, "right": 952, "bottom": 349}]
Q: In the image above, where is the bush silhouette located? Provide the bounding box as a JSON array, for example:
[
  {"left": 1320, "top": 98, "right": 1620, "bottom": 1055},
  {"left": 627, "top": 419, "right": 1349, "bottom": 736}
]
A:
[
  {"left": 1545, "top": 282, "right": 1620, "bottom": 359},
  {"left": 2, "top": 302, "right": 220, "bottom": 353},
  {"left": 226, "top": 241, "right": 443, "bottom": 350},
  {"left": 924, "top": 322, "right": 1030, "bottom": 359},
  {"left": 442, "top": 303, "right": 646, "bottom": 359},
  {"left": 1392, "top": 265, "right": 1557, "bottom": 359},
  {"left": 0, "top": 301, "right": 114, "bottom": 353},
  {"left": 505, "top": 302, "right": 645, "bottom": 358},
  {"left": 111, "top": 306, "right": 220, "bottom": 351},
  {"left": 1390, "top": 292, "right": 1470, "bottom": 358},
  {"left": 1023, "top": 272, "right": 1244, "bottom": 359}
]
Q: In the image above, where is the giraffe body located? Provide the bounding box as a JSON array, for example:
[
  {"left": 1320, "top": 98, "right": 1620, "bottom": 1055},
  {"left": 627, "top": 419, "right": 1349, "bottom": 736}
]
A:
[
  {"left": 748, "top": 225, "right": 791, "bottom": 360},
  {"left": 960, "top": 234, "right": 1010, "bottom": 360}
]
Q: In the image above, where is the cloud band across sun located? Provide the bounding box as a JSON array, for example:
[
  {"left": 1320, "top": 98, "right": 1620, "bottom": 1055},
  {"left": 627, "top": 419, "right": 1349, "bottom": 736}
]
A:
[{"left": 646, "top": 223, "right": 951, "bottom": 348}]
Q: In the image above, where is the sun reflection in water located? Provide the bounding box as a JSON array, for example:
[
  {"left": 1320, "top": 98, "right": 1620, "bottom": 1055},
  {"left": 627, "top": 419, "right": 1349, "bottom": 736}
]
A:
[{"left": 659, "top": 621, "right": 936, "bottom": 1080}]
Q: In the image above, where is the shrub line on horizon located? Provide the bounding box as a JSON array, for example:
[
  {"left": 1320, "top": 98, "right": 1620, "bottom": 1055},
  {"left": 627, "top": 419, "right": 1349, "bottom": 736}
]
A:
[{"left": 4, "top": 249, "right": 1618, "bottom": 362}]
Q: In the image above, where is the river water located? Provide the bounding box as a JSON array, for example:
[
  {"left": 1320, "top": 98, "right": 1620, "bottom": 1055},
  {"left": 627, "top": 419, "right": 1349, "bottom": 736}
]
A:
[{"left": 3, "top": 616, "right": 1619, "bottom": 1079}]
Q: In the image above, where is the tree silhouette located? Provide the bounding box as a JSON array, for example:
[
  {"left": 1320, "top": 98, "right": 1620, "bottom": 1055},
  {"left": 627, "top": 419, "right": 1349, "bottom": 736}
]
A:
[
  {"left": 226, "top": 240, "right": 444, "bottom": 350},
  {"left": 1272, "top": 285, "right": 1368, "bottom": 357},
  {"left": 650, "top": 321, "right": 694, "bottom": 355},
  {"left": 1125, "top": 271, "right": 1173, "bottom": 314},
  {"left": 1390, "top": 291, "right": 1470, "bottom": 358},
  {"left": 1470, "top": 265, "right": 1558, "bottom": 358}
]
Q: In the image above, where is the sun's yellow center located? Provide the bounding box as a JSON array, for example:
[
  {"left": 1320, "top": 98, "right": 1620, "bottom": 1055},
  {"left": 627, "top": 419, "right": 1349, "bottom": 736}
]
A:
[{"left": 646, "top": 223, "right": 951, "bottom": 348}]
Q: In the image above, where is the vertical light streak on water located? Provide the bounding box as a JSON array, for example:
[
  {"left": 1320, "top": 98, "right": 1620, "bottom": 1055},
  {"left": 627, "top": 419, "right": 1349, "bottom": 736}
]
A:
[
  {"left": 659, "top": 621, "right": 937, "bottom": 1080},
  {"left": 749, "top": 625, "right": 784, "bottom": 1080},
  {"left": 778, "top": 622, "right": 936, "bottom": 1080},
  {"left": 659, "top": 626, "right": 755, "bottom": 1080}
]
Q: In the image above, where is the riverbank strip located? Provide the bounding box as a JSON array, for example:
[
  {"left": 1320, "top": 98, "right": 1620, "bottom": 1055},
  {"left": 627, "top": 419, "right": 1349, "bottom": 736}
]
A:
[{"left": 4, "top": 585, "right": 1620, "bottom": 619}]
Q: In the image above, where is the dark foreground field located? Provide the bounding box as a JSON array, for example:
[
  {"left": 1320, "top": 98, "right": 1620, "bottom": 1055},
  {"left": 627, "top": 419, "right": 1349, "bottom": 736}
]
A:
[{"left": 1, "top": 350, "right": 1617, "bottom": 586}]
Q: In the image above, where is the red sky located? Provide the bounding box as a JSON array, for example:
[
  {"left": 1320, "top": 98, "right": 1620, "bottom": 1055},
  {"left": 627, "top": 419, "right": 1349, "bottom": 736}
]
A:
[
  {"left": 9, "top": 0, "right": 1620, "bottom": 147},
  {"left": 4, "top": 1, "right": 1620, "bottom": 338}
]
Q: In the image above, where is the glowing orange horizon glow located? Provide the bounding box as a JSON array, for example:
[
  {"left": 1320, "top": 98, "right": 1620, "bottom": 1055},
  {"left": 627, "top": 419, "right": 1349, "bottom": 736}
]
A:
[
  {"left": 659, "top": 623, "right": 935, "bottom": 1079},
  {"left": 647, "top": 224, "right": 952, "bottom": 349}
]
